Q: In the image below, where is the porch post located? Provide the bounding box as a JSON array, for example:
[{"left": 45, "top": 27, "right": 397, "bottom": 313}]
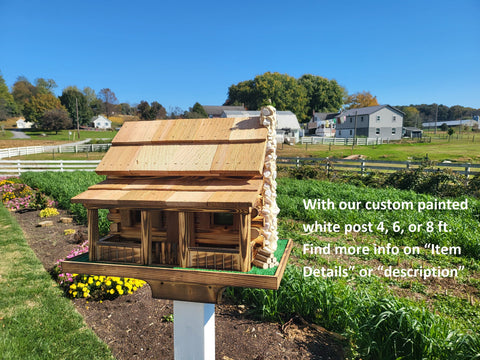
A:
[
  {"left": 239, "top": 210, "right": 252, "bottom": 272},
  {"left": 141, "top": 210, "right": 152, "bottom": 265},
  {"left": 87, "top": 209, "right": 99, "bottom": 261}
]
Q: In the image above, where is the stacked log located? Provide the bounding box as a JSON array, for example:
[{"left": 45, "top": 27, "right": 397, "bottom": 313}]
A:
[{"left": 252, "top": 247, "right": 279, "bottom": 269}]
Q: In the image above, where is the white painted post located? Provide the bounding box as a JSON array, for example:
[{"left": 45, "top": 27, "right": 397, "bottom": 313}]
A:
[{"left": 173, "top": 301, "right": 215, "bottom": 360}]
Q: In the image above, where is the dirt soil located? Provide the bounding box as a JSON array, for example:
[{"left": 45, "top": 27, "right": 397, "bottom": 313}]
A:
[{"left": 12, "top": 209, "right": 347, "bottom": 360}]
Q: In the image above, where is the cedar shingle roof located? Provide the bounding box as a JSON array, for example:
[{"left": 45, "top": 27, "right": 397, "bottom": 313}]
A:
[
  {"left": 96, "top": 117, "right": 267, "bottom": 177},
  {"left": 72, "top": 116, "right": 268, "bottom": 209}
]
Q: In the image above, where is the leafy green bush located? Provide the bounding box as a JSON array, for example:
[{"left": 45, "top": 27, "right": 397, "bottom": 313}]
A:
[{"left": 21, "top": 172, "right": 110, "bottom": 234}]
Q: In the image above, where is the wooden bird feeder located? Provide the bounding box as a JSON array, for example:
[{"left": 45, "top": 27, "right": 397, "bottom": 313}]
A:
[{"left": 62, "top": 106, "right": 291, "bottom": 303}]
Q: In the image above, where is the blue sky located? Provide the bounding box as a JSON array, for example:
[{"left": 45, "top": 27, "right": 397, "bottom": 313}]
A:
[{"left": 1, "top": 0, "right": 479, "bottom": 111}]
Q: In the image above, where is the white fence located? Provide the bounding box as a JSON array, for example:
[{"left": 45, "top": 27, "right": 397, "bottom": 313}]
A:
[
  {"left": 0, "top": 143, "right": 111, "bottom": 159},
  {"left": 300, "top": 137, "right": 388, "bottom": 145},
  {"left": 0, "top": 160, "right": 101, "bottom": 176}
]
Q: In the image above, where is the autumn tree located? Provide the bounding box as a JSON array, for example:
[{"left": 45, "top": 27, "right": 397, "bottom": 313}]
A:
[
  {"left": 401, "top": 106, "right": 422, "bottom": 127},
  {"left": 38, "top": 108, "right": 72, "bottom": 134},
  {"left": 59, "top": 87, "right": 93, "bottom": 126},
  {"left": 98, "top": 88, "right": 118, "bottom": 118},
  {"left": 345, "top": 91, "right": 379, "bottom": 109},
  {"left": 23, "top": 93, "right": 65, "bottom": 124}
]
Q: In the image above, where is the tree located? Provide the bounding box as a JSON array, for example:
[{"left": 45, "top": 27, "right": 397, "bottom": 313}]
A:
[
  {"left": 137, "top": 101, "right": 152, "bottom": 120},
  {"left": 440, "top": 123, "right": 449, "bottom": 131},
  {"left": 225, "top": 72, "right": 309, "bottom": 121},
  {"left": 59, "top": 87, "right": 93, "bottom": 126},
  {"left": 150, "top": 101, "right": 167, "bottom": 119},
  {"left": 401, "top": 106, "right": 422, "bottom": 127},
  {"left": 98, "top": 88, "right": 118, "bottom": 118},
  {"left": 38, "top": 108, "right": 72, "bottom": 134},
  {"left": 34, "top": 78, "right": 57, "bottom": 95},
  {"left": 0, "top": 72, "right": 18, "bottom": 120},
  {"left": 345, "top": 91, "right": 379, "bottom": 109},
  {"left": 12, "top": 76, "right": 36, "bottom": 113},
  {"left": 183, "top": 102, "right": 208, "bottom": 119},
  {"left": 23, "top": 93, "right": 64, "bottom": 124},
  {"left": 298, "top": 74, "right": 345, "bottom": 115},
  {"left": 191, "top": 102, "right": 208, "bottom": 117}
]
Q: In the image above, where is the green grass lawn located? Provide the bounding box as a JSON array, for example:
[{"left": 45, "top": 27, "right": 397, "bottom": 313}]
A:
[
  {"left": 278, "top": 138, "right": 480, "bottom": 163},
  {"left": 0, "top": 130, "right": 14, "bottom": 140},
  {"left": 23, "top": 129, "right": 118, "bottom": 141},
  {"left": 0, "top": 205, "right": 114, "bottom": 360}
]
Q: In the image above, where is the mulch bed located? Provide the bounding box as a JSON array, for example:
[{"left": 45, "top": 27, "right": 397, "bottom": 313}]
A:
[{"left": 12, "top": 209, "right": 346, "bottom": 360}]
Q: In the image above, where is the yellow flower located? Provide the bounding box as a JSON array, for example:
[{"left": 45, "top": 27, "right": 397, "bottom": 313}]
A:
[
  {"left": 70, "top": 284, "right": 77, "bottom": 290},
  {"left": 110, "top": 289, "right": 115, "bottom": 294}
]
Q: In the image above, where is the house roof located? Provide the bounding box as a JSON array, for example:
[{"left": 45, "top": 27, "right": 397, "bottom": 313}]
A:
[
  {"left": 338, "top": 105, "right": 405, "bottom": 117},
  {"left": 313, "top": 112, "right": 339, "bottom": 121},
  {"left": 222, "top": 110, "right": 301, "bottom": 130},
  {"left": 71, "top": 176, "right": 262, "bottom": 210},
  {"left": 202, "top": 105, "right": 245, "bottom": 117},
  {"left": 93, "top": 115, "right": 111, "bottom": 123},
  {"left": 96, "top": 117, "right": 267, "bottom": 177},
  {"left": 72, "top": 114, "right": 273, "bottom": 209}
]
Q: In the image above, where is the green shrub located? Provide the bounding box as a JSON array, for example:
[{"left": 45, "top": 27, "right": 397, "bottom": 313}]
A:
[{"left": 21, "top": 172, "right": 110, "bottom": 235}]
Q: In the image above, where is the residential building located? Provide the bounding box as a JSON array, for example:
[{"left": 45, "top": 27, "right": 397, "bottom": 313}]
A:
[
  {"left": 16, "top": 118, "right": 34, "bottom": 129},
  {"left": 92, "top": 115, "right": 112, "bottom": 129},
  {"left": 308, "top": 112, "right": 338, "bottom": 137},
  {"left": 335, "top": 105, "right": 404, "bottom": 140}
]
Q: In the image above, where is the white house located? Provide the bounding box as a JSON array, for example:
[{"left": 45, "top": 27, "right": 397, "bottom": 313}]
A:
[
  {"left": 16, "top": 118, "right": 34, "bottom": 129},
  {"left": 221, "top": 110, "right": 301, "bottom": 143},
  {"left": 92, "top": 115, "right": 112, "bottom": 129}
]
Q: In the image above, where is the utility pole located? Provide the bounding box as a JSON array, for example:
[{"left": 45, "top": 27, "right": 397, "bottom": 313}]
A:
[
  {"left": 76, "top": 97, "right": 80, "bottom": 139},
  {"left": 434, "top": 103, "right": 438, "bottom": 135}
]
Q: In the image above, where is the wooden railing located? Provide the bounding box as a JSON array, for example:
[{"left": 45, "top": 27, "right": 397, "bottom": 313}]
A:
[
  {"left": 0, "top": 160, "right": 101, "bottom": 176},
  {"left": 0, "top": 143, "right": 111, "bottom": 159},
  {"left": 300, "top": 137, "right": 388, "bottom": 145},
  {"left": 278, "top": 157, "right": 480, "bottom": 177}
]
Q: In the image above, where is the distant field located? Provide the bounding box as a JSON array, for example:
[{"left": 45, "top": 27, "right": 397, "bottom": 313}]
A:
[
  {"left": 23, "top": 129, "right": 117, "bottom": 141},
  {"left": 9, "top": 152, "right": 106, "bottom": 161},
  {"left": 278, "top": 138, "right": 480, "bottom": 163}
]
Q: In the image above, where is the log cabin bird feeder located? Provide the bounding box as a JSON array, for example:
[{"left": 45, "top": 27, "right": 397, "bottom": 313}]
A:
[{"left": 62, "top": 106, "right": 292, "bottom": 303}]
